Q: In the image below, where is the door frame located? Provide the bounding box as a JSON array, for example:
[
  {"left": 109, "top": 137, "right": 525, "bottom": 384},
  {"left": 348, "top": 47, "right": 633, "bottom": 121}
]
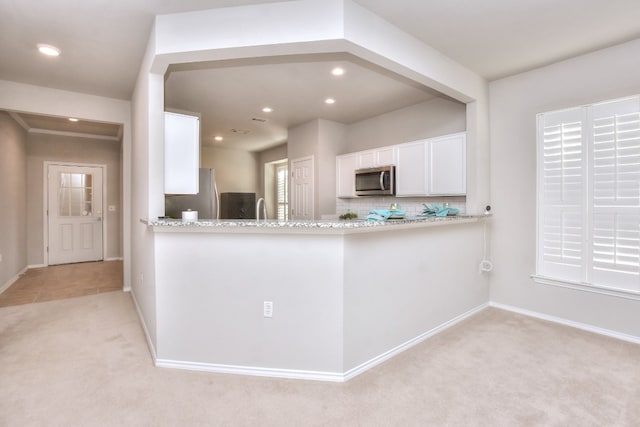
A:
[{"left": 43, "top": 161, "right": 108, "bottom": 266}]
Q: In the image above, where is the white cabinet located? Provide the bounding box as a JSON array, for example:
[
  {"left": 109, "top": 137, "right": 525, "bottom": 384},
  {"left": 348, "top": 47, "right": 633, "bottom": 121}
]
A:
[
  {"left": 396, "top": 140, "right": 428, "bottom": 196},
  {"left": 336, "top": 153, "right": 357, "bottom": 198},
  {"left": 428, "top": 133, "right": 466, "bottom": 195},
  {"left": 396, "top": 132, "right": 466, "bottom": 197},
  {"left": 164, "top": 112, "right": 200, "bottom": 194},
  {"left": 357, "top": 146, "right": 397, "bottom": 169}
]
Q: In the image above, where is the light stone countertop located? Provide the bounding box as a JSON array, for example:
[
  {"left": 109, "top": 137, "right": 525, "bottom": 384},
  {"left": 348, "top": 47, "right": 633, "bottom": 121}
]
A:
[{"left": 144, "top": 215, "right": 485, "bottom": 235}]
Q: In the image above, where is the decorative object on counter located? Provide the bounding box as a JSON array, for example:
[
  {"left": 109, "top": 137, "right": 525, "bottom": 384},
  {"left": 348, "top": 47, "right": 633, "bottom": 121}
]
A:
[
  {"left": 182, "top": 209, "right": 198, "bottom": 223},
  {"left": 367, "top": 208, "right": 405, "bottom": 221},
  {"left": 390, "top": 202, "right": 400, "bottom": 211},
  {"left": 339, "top": 212, "right": 358, "bottom": 220},
  {"left": 420, "top": 203, "right": 459, "bottom": 217}
]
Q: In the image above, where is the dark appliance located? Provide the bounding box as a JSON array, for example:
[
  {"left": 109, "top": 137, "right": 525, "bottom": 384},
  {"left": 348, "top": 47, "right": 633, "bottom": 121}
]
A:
[
  {"left": 220, "top": 192, "right": 256, "bottom": 219},
  {"left": 355, "top": 165, "right": 395, "bottom": 196}
]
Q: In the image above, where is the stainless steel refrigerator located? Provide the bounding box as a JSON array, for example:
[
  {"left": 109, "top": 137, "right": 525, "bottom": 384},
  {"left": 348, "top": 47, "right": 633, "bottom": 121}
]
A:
[{"left": 164, "top": 168, "right": 219, "bottom": 219}]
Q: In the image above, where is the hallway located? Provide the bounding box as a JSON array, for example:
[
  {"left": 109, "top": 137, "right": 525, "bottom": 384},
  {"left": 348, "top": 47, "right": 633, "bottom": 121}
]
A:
[{"left": 0, "top": 261, "right": 122, "bottom": 307}]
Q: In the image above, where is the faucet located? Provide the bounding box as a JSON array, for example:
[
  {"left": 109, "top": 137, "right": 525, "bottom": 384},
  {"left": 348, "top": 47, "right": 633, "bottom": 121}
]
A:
[{"left": 256, "top": 198, "right": 267, "bottom": 221}]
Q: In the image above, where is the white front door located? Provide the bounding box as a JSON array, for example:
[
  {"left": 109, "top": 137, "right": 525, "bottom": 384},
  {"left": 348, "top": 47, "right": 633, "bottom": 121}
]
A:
[
  {"left": 48, "top": 164, "right": 104, "bottom": 265},
  {"left": 290, "top": 156, "right": 314, "bottom": 220}
]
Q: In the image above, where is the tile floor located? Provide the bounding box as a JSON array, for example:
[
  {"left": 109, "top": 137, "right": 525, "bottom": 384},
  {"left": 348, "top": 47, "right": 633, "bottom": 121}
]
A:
[{"left": 0, "top": 260, "right": 123, "bottom": 307}]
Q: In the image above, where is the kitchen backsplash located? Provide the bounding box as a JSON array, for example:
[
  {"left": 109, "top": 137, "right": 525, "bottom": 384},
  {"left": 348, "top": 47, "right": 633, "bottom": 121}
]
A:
[{"left": 334, "top": 196, "right": 466, "bottom": 219}]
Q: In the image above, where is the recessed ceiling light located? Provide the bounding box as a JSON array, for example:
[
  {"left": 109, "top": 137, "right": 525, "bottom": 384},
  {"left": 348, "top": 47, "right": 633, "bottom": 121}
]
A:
[
  {"left": 262, "top": 107, "right": 273, "bottom": 113},
  {"left": 68, "top": 118, "right": 79, "bottom": 122},
  {"left": 331, "top": 67, "right": 345, "bottom": 76},
  {"left": 214, "top": 136, "right": 223, "bottom": 141},
  {"left": 37, "top": 44, "right": 61, "bottom": 57},
  {"left": 325, "top": 98, "right": 336, "bottom": 104}
]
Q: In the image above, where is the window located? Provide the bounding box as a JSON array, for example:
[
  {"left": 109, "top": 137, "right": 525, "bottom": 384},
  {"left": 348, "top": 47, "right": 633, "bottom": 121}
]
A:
[
  {"left": 536, "top": 95, "right": 640, "bottom": 296},
  {"left": 276, "top": 163, "right": 289, "bottom": 221}
]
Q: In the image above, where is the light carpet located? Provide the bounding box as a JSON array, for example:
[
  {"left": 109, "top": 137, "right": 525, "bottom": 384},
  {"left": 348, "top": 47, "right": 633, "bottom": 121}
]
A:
[{"left": 1, "top": 291, "right": 639, "bottom": 426}]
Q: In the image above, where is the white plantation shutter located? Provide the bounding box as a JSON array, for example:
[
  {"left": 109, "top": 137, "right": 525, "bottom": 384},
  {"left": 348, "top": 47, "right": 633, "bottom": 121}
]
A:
[
  {"left": 276, "top": 163, "right": 289, "bottom": 221},
  {"left": 537, "top": 95, "right": 640, "bottom": 295},
  {"left": 590, "top": 97, "right": 640, "bottom": 292},
  {"left": 537, "top": 107, "right": 586, "bottom": 282}
]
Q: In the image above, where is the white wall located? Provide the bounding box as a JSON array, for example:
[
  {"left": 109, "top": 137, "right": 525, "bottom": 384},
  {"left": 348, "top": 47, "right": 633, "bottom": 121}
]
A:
[
  {"left": 154, "top": 231, "right": 345, "bottom": 373},
  {"left": 0, "top": 112, "right": 27, "bottom": 289},
  {"left": 201, "top": 146, "right": 259, "bottom": 195},
  {"left": 489, "top": 38, "right": 640, "bottom": 338},
  {"left": 318, "top": 120, "right": 346, "bottom": 217},
  {"left": 344, "top": 98, "right": 466, "bottom": 153},
  {"left": 26, "top": 134, "right": 122, "bottom": 264},
  {"left": 344, "top": 221, "right": 489, "bottom": 371}
]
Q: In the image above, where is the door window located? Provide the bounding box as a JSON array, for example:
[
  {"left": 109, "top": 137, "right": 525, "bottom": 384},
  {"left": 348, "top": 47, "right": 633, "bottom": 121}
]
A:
[{"left": 59, "top": 173, "right": 93, "bottom": 216}]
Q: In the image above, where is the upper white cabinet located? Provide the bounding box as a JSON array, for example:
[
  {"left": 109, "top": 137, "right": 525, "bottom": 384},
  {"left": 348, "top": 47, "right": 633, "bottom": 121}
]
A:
[
  {"left": 336, "top": 153, "right": 357, "bottom": 198},
  {"left": 395, "top": 140, "right": 428, "bottom": 196},
  {"left": 336, "top": 132, "right": 466, "bottom": 199},
  {"left": 428, "top": 133, "right": 466, "bottom": 195},
  {"left": 165, "top": 112, "right": 200, "bottom": 194},
  {"left": 357, "top": 146, "right": 397, "bottom": 169},
  {"left": 396, "top": 132, "right": 466, "bottom": 197}
]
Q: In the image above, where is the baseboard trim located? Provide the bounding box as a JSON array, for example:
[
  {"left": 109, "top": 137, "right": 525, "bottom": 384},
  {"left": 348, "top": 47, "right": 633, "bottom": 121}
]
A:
[
  {"left": 489, "top": 302, "right": 640, "bottom": 345},
  {"left": 128, "top": 289, "right": 158, "bottom": 361},
  {"left": 105, "top": 257, "right": 123, "bottom": 261},
  {"left": 343, "top": 302, "right": 489, "bottom": 381},
  {"left": 27, "top": 264, "right": 46, "bottom": 269},
  {"left": 155, "top": 359, "right": 344, "bottom": 382},
  {"left": 153, "top": 303, "right": 490, "bottom": 382},
  {"left": 0, "top": 266, "right": 28, "bottom": 294}
]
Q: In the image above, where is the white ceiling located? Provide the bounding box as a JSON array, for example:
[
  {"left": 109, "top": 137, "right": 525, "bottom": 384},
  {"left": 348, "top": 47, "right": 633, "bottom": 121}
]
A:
[
  {"left": 2, "top": 0, "right": 639, "bottom": 148},
  {"left": 165, "top": 54, "right": 440, "bottom": 151}
]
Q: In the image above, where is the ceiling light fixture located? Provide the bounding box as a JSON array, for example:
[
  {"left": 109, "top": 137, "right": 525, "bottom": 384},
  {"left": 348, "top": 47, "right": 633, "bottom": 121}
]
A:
[
  {"left": 37, "top": 44, "right": 61, "bottom": 57},
  {"left": 262, "top": 107, "right": 273, "bottom": 113},
  {"left": 214, "top": 136, "right": 223, "bottom": 141},
  {"left": 68, "top": 118, "right": 79, "bottom": 122},
  {"left": 331, "top": 67, "right": 345, "bottom": 76},
  {"left": 325, "top": 98, "right": 336, "bottom": 104}
]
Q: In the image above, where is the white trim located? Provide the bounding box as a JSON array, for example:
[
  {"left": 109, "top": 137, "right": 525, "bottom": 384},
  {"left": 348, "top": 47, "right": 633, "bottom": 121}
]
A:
[
  {"left": 0, "top": 266, "right": 28, "bottom": 295},
  {"left": 29, "top": 128, "right": 120, "bottom": 141},
  {"left": 343, "top": 302, "right": 489, "bottom": 381},
  {"left": 128, "top": 289, "right": 157, "bottom": 362},
  {"left": 489, "top": 302, "right": 640, "bottom": 345},
  {"left": 155, "top": 360, "right": 344, "bottom": 383},
  {"left": 27, "top": 263, "right": 47, "bottom": 269},
  {"left": 152, "top": 302, "right": 489, "bottom": 382},
  {"left": 104, "top": 257, "right": 124, "bottom": 261},
  {"left": 7, "top": 111, "right": 29, "bottom": 130},
  {"left": 532, "top": 274, "right": 640, "bottom": 301}
]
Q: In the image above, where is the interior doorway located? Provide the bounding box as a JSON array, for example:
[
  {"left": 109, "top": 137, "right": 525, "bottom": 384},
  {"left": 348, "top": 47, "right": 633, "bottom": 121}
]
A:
[{"left": 46, "top": 163, "right": 105, "bottom": 265}]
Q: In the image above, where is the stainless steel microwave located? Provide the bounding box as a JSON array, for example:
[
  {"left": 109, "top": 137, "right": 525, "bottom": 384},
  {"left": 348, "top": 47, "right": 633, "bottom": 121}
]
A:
[{"left": 355, "top": 166, "right": 395, "bottom": 196}]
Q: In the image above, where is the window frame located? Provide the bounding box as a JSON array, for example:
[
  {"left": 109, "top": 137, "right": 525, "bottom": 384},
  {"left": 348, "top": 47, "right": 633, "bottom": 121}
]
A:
[{"left": 533, "top": 95, "right": 640, "bottom": 301}]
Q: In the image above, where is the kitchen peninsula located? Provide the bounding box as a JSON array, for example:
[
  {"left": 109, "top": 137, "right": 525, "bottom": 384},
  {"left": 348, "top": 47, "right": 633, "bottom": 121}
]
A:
[{"left": 144, "top": 216, "right": 489, "bottom": 382}]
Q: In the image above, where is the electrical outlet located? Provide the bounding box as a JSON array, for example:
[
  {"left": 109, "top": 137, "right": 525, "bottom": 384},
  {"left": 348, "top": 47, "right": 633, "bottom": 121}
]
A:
[
  {"left": 0, "top": 253, "right": 3, "bottom": 263},
  {"left": 139, "top": 272, "right": 144, "bottom": 286},
  {"left": 263, "top": 301, "right": 273, "bottom": 318}
]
